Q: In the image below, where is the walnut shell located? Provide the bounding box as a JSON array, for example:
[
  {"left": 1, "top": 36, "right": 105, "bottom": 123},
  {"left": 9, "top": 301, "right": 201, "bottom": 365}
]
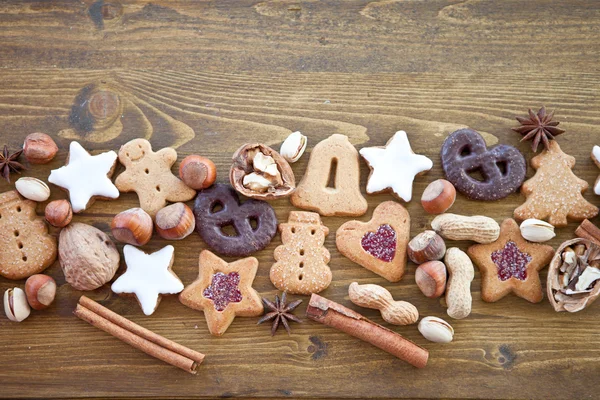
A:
[
  {"left": 230, "top": 143, "right": 295, "bottom": 200},
  {"left": 59, "top": 222, "right": 120, "bottom": 291},
  {"left": 547, "top": 238, "right": 600, "bottom": 313}
]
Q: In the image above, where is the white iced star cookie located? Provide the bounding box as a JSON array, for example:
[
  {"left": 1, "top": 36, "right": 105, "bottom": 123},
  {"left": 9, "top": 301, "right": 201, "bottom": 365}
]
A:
[
  {"left": 112, "top": 245, "right": 184, "bottom": 315},
  {"left": 359, "top": 131, "right": 433, "bottom": 202},
  {"left": 48, "top": 141, "right": 119, "bottom": 212},
  {"left": 592, "top": 146, "right": 600, "bottom": 196}
]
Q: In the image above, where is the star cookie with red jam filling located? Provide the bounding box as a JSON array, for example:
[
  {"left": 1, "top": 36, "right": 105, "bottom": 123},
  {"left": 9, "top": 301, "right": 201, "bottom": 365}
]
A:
[
  {"left": 179, "top": 250, "right": 263, "bottom": 336},
  {"left": 467, "top": 219, "right": 554, "bottom": 303}
]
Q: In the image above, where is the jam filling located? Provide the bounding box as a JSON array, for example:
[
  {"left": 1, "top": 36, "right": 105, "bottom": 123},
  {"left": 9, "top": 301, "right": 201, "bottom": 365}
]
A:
[
  {"left": 361, "top": 224, "right": 397, "bottom": 263},
  {"left": 491, "top": 241, "right": 532, "bottom": 281},
  {"left": 203, "top": 272, "right": 243, "bottom": 311}
]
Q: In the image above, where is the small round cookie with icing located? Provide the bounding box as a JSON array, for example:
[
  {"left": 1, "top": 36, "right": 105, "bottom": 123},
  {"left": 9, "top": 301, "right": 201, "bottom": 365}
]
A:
[{"left": 359, "top": 131, "right": 433, "bottom": 202}]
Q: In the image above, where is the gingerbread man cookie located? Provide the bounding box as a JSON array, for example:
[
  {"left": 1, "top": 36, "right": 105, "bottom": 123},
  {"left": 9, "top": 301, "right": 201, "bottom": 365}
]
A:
[
  {"left": 359, "top": 131, "right": 432, "bottom": 202},
  {"left": 290, "top": 134, "right": 367, "bottom": 217},
  {"left": 0, "top": 190, "right": 57, "bottom": 280},
  {"left": 336, "top": 201, "right": 410, "bottom": 282},
  {"left": 179, "top": 250, "right": 263, "bottom": 336},
  {"left": 467, "top": 219, "right": 555, "bottom": 303},
  {"left": 270, "top": 211, "right": 332, "bottom": 295},
  {"left": 48, "top": 141, "right": 119, "bottom": 213},
  {"left": 111, "top": 245, "right": 184, "bottom": 315},
  {"left": 514, "top": 140, "right": 598, "bottom": 227},
  {"left": 115, "top": 139, "right": 196, "bottom": 216},
  {"left": 441, "top": 129, "right": 526, "bottom": 201}
]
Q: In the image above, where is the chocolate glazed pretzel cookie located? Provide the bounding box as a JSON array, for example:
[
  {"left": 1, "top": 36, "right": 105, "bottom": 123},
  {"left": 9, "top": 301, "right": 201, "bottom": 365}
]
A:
[
  {"left": 441, "top": 129, "right": 526, "bottom": 201},
  {"left": 194, "top": 184, "right": 278, "bottom": 257}
]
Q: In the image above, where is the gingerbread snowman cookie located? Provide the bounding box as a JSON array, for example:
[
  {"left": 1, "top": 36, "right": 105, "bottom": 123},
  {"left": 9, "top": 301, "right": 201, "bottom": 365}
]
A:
[
  {"left": 270, "top": 211, "right": 332, "bottom": 295},
  {"left": 0, "top": 190, "right": 57, "bottom": 280},
  {"left": 115, "top": 139, "right": 196, "bottom": 216}
]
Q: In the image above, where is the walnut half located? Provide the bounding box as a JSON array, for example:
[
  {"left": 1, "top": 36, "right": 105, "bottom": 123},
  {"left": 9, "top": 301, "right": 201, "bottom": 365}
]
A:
[
  {"left": 230, "top": 143, "right": 295, "bottom": 200},
  {"left": 547, "top": 238, "right": 600, "bottom": 312}
]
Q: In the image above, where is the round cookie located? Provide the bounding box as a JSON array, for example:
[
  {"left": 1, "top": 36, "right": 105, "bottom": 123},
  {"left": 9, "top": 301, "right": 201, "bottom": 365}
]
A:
[
  {"left": 441, "top": 128, "right": 526, "bottom": 201},
  {"left": 194, "top": 184, "right": 278, "bottom": 257}
]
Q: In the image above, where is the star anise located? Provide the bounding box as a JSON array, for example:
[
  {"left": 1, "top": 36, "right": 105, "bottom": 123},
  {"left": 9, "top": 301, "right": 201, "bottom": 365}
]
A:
[
  {"left": 257, "top": 292, "right": 302, "bottom": 336},
  {"left": 0, "top": 146, "right": 25, "bottom": 183},
  {"left": 513, "top": 106, "right": 565, "bottom": 152}
]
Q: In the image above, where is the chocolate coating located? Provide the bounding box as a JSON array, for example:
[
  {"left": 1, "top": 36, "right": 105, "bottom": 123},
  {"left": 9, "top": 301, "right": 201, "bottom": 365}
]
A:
[
  {"left": 441, "top": 129, "right": 526, "bottom": 201},
  {"left": 194, "top": 184, "right": 277, "bottom": 257}
]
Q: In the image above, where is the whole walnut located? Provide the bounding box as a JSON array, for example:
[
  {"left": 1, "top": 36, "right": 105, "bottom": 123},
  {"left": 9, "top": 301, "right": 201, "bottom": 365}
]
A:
[{"left": 59, "top": 222, "right": 120, "bottom": 291}]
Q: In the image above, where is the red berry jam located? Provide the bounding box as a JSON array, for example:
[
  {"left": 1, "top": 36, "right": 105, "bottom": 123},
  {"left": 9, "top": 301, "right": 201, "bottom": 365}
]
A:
[
  {"left": 361, "top": 224, "right": 397, "bottom": 262},
  {"left": 203, "top": 272, "right": 243, "bottom": 311},
  {"left": 491, "top": 241, "right": 532, "bottom": 281}
]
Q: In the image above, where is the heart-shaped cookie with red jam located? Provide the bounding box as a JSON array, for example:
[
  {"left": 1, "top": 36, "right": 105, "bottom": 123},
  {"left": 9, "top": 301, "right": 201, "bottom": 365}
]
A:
[{"left": 336, "top": 201, "right": 410, "bottom": 282}]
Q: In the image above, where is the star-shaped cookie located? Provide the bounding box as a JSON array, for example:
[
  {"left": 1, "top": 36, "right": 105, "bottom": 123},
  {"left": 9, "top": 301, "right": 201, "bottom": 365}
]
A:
[
  {"left": 467, "top": 219, "right": 555, "bottom": 303},
  {"left": 359, "top": 131, "right": 433, "bottom": 202},
  {"left": 179, "top": 250, "right": 263, "bottom": 336},
  {"left": 48, "top": 141, "right": 119, "bottom": 212},
  {"left": 111, "top": 245, "right": 184, "bottom": 315}
]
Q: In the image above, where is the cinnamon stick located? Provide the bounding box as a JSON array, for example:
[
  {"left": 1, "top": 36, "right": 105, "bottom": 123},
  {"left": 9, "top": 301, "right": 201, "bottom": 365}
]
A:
[
  {"left": 78, "top": 296, "right": 205, "bottom": 364},
  {"left": 306, "top": 294, "right": 428, "bottom": 368},
  {"left": 74, "top": 297, "right": 204, "bottom": 374},
  {"left": 575, "top": 219, "right": 600, "bottom": 246}
]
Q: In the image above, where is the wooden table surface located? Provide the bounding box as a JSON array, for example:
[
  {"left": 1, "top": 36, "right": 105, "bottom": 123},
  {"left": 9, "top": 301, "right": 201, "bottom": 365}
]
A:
[{"left": 1, "top": 1, "right": 600, "bottom": 399}]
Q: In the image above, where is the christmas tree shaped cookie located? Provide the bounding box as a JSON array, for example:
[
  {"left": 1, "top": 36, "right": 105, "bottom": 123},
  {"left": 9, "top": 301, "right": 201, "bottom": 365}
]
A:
[
  {"left": 0, "top": 190, "right": 57, "bottom": 280},
  {"left": 270, "top": 211, "right": 331, "bottom": 295},
  {"left": 514, "top": 141, "right": 598, "bottom": 227}
]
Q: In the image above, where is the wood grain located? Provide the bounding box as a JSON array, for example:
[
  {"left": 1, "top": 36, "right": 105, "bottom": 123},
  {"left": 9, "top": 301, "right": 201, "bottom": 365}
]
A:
[{"left": 0, "top": 1, "right": 600, "bottom": 399}]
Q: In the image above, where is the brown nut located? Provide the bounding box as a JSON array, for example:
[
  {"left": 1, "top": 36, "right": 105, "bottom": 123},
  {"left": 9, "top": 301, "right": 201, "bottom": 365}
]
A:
[
  {"left": 407, "top": 230, "right": 446, "bottom": 264},
  {"left": 23, "top": 132, "right": 58, "bottom": 164},
  {"left": 45, "top": 200, "right": 73, "bottom": 228},
  {"left": 421, "top": 179, "right": 456, "bottom": 214},
  {"left": 155, "top": 202, "right": 195, "bottom": 240},
  {"left": 25, "top": 274, "right": 56, "bottom": 310},
  {"left": 415, "top": 261, "right": 447, "bottom": 298},
  {"left": 179, "top": 155, "right": 217, "bottom": 190},
  {"left": 59, "top": 222, "right": 120, "bottom": 291},
  {"left": 230, "top": 143, "right": 295, "bottom": 200},
  {"left": 111, "top": 208, "right": 153, "bottom": 246}
]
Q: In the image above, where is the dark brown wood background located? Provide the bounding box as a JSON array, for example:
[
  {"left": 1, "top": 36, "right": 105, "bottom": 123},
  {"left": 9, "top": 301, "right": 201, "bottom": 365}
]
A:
[{"left": 1, "top": 1, "right": 600, "bottom": 399}]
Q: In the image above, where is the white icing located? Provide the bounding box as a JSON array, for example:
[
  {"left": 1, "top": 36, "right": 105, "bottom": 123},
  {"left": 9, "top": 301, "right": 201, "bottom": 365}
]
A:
[
  {"left": 111, "top": 245, "right": 184, "bottom": 316},
  {"left": 48, "top": 141, "right": 119, "bottom": 212},
  {"left": 359, "top": 131, "right": 433, "bottom": 202},
  {"left": 593, "top": 145, "right": 600, "bottom": 195}
]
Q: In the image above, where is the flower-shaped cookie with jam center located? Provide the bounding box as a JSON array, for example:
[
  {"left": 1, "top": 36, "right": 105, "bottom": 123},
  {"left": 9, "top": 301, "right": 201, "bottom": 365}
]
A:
[
  {"left": 468, "top": 219, "right": 554, "bottom": 303},
  {"left": 179, "top": 250, "right": 263, "bottom": 336}
]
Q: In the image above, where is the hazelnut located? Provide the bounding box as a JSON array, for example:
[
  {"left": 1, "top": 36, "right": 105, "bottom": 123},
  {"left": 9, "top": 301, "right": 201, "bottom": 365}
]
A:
[
  {"left": 23, "top": 132, "right": 58, "bottom": 164},
  {"left": 421, "top": 179, "right": 456, "bottom": 214},
  {"left": 155, "top": 202, "right": 195, "bottom": 240},
  {"left": 407, "top": 230, "right": 446, "bottom": 264},
  {"left": 25, "top": 274, "right": 56, "bottom": 310},
  {"left": 45, "top": 200, "right": 73, "bottom": 228},
  {"left": 4, "top": 288, "right": 31, "bottom": 322},
  {"left": 230, "top": 143, "right": 295, "bottom": 200},
  {"left": 179, "top": 155, "right": 217, "bottom": 190},
  {"left": 415, "top": 261, "right": 447, "bottom": 298},
  {"left": 111, "top": 208, "right": 153, "bottom": 246}
]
